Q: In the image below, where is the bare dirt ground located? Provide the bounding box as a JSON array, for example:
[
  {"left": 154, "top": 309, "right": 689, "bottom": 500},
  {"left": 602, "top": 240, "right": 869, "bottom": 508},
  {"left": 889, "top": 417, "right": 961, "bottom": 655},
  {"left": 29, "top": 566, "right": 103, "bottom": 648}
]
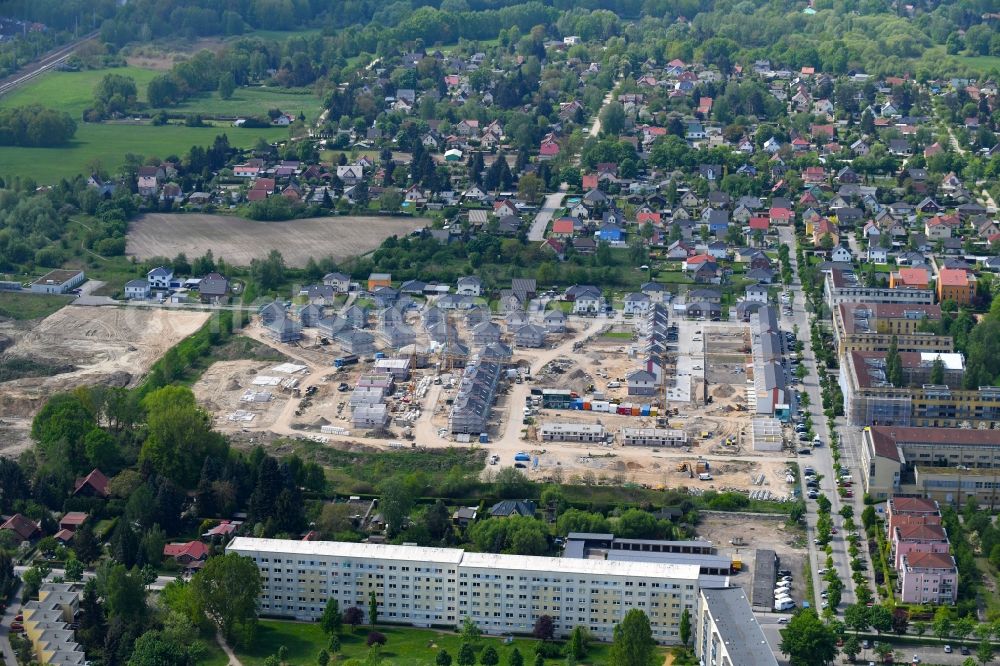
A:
[
  {"left": 696, "top": 513, "right": 808, "bottom": 598},
  {"left": 191, "top": 360, "right": 293, "bottom": 430},
  {"left": 127, "top": 214, "right": 429, "bottom": 268},
  {"left": 0, "top": 306, "right": 208, "bottom": 454}
]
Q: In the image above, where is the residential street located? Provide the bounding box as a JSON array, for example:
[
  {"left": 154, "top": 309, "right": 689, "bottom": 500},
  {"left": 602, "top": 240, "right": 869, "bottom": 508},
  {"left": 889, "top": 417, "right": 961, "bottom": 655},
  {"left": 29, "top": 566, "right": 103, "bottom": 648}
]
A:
[
  {"left": 527, "top": 192, "right": 566, "bottom": 241},
  {"left": 778, "top": 225, "right": 870, "bottom": 615}
]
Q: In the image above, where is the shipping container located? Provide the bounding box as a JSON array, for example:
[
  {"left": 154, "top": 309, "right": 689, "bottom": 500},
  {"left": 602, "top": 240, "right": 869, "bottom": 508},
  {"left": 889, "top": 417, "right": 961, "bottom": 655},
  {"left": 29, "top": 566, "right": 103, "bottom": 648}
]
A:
[
  {"left": 583, "top": 402, "right": 591, "bottom": 410},
  {"left": 650, "top": 408, "right": 658, "bottom": 417},
  {"left": 593, "top": 401, "right": 610, "bottom": 413},
  {"left": 640, "top": 405, "right": 651, "bottom": 416},
  {"left": 631, "top": 406, "right": 640, "bottom": 416}
]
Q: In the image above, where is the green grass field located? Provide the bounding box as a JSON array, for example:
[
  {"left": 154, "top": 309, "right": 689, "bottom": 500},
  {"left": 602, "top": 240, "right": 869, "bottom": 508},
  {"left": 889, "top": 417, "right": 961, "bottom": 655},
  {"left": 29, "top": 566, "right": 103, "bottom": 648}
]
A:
[
  {"left": 0, "top": 122, "right": 289, "bottom": 183},
  {"left": 236, "top": 620, "right": 621, "bottom": 666},
  {"left": 0, "top": 292, "right": 72, "bottom": 320},
  {"left": 0, "top": 65, "right": 321, "bottom": 182}
]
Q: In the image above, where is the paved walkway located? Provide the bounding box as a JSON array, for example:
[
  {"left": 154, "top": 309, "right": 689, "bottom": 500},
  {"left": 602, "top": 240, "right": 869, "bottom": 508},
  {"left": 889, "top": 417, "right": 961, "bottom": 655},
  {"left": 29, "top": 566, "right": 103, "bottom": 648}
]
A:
[{"left": 216, "top": 631, "right": 245, "bottom": 666}]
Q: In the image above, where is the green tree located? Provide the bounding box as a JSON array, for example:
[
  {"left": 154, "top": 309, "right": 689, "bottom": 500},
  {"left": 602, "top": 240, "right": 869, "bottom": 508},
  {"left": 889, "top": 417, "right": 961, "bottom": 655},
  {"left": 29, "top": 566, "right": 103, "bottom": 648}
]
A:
[
  {"left": 868, "top": 605, "right": 892, "bottom": 636},
  {"left": 461, "top": 617, "right": 482, "bottom": 643},
  {"left": 517, "top": 173, "right": 544, "bottom": 204},
  {"left": 328, "top": 635, "right": 341, "bottom": 655},
  {"left": 369, "top": 591, "right": 378, "bottom": 627},
  {"left": 192, "top": 552, "right": 262, "bottom": 645},
  {"left": 457, "top": 642, "right": 476, "bottom": 666},
  {"left": 609, "top": 609, "right": 655, "bottom": 666},
  {"left": 933, "top": 607, "right": 952, "bottom": 644},
  {"left": 930, "top": 357, "right": 945, "bottom": 385},
  {"left": 139, "top": 386, "right": 228, "bottom": 488},
  {"left": 480, "top": 646, "right": 499, "bottom": 666},
  {"left": 679, "top": 608, "right": 691, "bottom": 646},
  {"left": 779, "top": 610, "right": 837, "bottom": 666},
  {"left": 278, "top": 646, "right": 289, "bottom": 665},
  {"left": 378, "top": 475, "right": 416, "bottom": 538},
  {"left": 218, "top": 72, "right": 236, "bottom": 100},
  {"left": 508, "top": 648, "right": 523, "bottom": 666},
  {"left": 954, "top": 616, "right": 976, "bottom": 645},
  {"left": 568, "top": 626, "right": 589, "bottom": 659},
  {"left": 321, "top": 598, "right": 342, "bottom": 635},
  {"left": 127, "top": 630, "right": 190, "bottom": 666},
  {"left": 318, "top": 649, "right": 329, "bottom": 666},
  {"left": 842, "top": 635, "right": 860, "bottom": 662},
  {"left": 64, "top": 557, "right": 84, "bottom": 582},
  {"left": 436, "top": 650, "right": 452, "bottom": 666}
]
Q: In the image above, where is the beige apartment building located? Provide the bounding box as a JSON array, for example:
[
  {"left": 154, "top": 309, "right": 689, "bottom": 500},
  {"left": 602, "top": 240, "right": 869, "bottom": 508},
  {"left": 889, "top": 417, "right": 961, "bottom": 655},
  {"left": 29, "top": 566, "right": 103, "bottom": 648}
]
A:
[
  {"left": 861, "top": 426, "right": 1000, "bottom": 506},
  {"left": 227, "top": 537, "right": 702, "bottom": 644},
  {"left": 832, "top": 302, "right": 951, "bottom": 357}
]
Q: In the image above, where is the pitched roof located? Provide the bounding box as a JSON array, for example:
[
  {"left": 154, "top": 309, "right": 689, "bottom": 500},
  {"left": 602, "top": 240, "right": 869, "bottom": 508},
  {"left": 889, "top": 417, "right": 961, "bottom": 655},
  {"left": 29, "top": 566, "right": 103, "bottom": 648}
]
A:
[
  {"left": 938, "top": 268, "right": 970, "bottom": 287},
  {"left": 904, "top": 551, "right": 955, "bottom": 570},
  {"left": 894, "top": 523, "right": 948, "bottom": 542},
  {"left": 1, "top": 513, "right": 40, "bottom": 541},
  {"left": 73, "top": 469, "right": 110, "bottom": 497},
  {"left": 163, "top": 541, "right": 210, "bottom": 560}
]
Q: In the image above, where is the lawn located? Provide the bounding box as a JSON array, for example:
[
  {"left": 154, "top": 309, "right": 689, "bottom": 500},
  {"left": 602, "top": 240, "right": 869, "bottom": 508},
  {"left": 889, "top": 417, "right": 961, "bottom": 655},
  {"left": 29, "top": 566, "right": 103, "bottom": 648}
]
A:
[
  {"left": 164, "top": 85, "right": 323, "bottom": 122},
  {"left": 0, "top": 66, "right": 161, "bottom": 117},
  {"left": 0, "top": 292, "right": 72, "bottom": 320},
  {"left": 236, "top": 620, "right": 621, "bottom": 666},
  {"left": 0, "top": 122, "right": 289, "bottom": 183}
]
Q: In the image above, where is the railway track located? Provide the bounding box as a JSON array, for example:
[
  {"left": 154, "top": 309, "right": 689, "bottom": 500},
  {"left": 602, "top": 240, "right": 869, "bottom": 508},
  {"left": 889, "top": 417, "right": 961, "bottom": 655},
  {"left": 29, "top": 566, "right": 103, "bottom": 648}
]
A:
[{"left": 0, "top": 30, "right": 99, "bottom": 98}]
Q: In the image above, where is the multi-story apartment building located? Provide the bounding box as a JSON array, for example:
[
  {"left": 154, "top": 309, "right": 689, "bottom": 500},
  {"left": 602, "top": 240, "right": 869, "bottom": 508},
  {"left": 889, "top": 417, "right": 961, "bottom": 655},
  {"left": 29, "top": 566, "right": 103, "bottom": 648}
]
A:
[
  {"left": 899, "top": 552, "right": 958, "bottom": 605},
  {"left": 824, "top": 268, "right": 934, "bottom": 310},
  {"left": 937, "top": 268, "right": 976, "bottom": 306},
  {"left": 839, "top": 350, "right": 1000, "bottom": 427},
  {"left": 861, "top": 427, "right": 1000, "bottom": 505},
  {"left": 227, "top": 537, "right": 702, "bottom": 644},
  {"left": 887, "top": 496, "right": 942, "bottom": 531},
  {"left": 695, "top": 587, "right": 778, "bottom": 666},
  {"left": 21, "top": 583, "right": 86, "bottom": 666},
  {"left": 832, "top": 302, "right": 951, "bottom": 357},
  {"left": 891, "top": 523, "right": 951, "bottom": 568}
]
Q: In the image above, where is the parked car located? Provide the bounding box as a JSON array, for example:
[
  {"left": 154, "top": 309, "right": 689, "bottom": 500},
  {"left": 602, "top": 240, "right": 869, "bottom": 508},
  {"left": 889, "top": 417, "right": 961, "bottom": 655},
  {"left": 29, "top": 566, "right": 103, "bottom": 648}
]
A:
[{"left": 943, "top": 645, "right": 952, "bottom": 653}]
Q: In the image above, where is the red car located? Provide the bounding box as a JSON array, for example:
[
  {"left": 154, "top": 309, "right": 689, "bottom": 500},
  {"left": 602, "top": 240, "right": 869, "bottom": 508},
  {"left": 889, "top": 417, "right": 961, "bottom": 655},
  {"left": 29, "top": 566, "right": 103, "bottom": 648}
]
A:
[
  {"left": 10, "top": 622, "right": 24, "bottom": 633},
  {"left": 14, "top": 613, "right": 22, "bottom": 622}
]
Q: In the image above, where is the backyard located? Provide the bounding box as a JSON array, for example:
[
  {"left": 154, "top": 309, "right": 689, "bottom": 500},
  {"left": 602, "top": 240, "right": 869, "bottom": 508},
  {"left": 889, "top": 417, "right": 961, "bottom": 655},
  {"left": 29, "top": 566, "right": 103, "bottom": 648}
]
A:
[{"left": 235, "top": 619, "right": 621, "bottom": 666}]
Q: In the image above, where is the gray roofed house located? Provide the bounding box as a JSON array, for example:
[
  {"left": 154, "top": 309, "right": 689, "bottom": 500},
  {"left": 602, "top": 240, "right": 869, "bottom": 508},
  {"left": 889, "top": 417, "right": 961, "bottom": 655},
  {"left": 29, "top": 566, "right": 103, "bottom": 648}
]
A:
[
  {"left": 489, "top": 500, "right": 536, "bottom": 517},
  {"left": 371, "top": 286, "right": 399, "bottom": 308},
  {"left": 465, "top": 306, "right": 492, "bottom": 327},
  {"left": 471, "top": 321, "right": 502, "bottom": 346},
  {"left": 301, "top": 283, "right": 337, "bottom": 304},
  {"left": 400, "top": 279, "right": 427, "bottom": 295},
  {"left": 379, "top": 321, "right": 417, "bottom": 349},
  {"left": 736, "top": 300, "right": 766, "bottom": 321},
  {"left": 745, "top": 267, "right": 775, "bottom": 284},
  {"left": 498, "top": 290, "right": 524, "bottom": 313},
  {"left": 626, "top": 369, "right": 657, "bottom": 396},
  {"left": 199, "top": 272, "right": 229, "bottom": 302},
  {"left": 513, "top": 323, "right": 547, "bottom": 348},
  {"left": 266, "top": 316, "right": 302, "bottom": 343},
  {"left": 343, "top": 304, "right": 370, "bottom": 328},
  {"left": 511, "top": 278, "right": 536, "bottom": 302},
  {"left": 427, "top": 320, "right": 460, "bottom": 345},
  {"left": 323, "top": 272, "right": 351, "bottom": 291},
  {"left": 505, "top": 308, "right": 529, "bottom": 327},
  {"left": 259, "top": 301, "right": 286, "bottom": 325},
  {"left": 449, "top": 359, "right": 502, "bottom": 434},
  {"left": 543, "top": 309, "right": 567, "bottom": 333},
  {"left": 686, "top": 301, "right": 721, "bottom": 319},
  {"left": 497, "top": 215, "right": 522, "bottom": 235},
  {"left": 456, "top": 275, "right": 482, "bottom": 296},
  {"left": 479, "top": 342, "right": 513, "bottom": 363},
  {"left": 297, "top": 303, "right": 324, "bottom": 327},
  {"left": 333, "top": 328, "right": 376, "bottom": 355},
  {"left": 437, "top": 294, "right": 477, "bottom": 310},
  {"left": 687, "top": 288, "right": 721, "bottom": 303},
  {"left": 316, "top": 316, "right": 351, "bottom": 337}
]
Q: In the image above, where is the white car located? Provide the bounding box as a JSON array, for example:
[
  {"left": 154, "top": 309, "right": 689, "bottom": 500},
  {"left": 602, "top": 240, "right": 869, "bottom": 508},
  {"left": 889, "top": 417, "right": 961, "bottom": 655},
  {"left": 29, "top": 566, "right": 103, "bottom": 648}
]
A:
[{"left": 777, "top": 617, "right": 789, "bottom": 624}]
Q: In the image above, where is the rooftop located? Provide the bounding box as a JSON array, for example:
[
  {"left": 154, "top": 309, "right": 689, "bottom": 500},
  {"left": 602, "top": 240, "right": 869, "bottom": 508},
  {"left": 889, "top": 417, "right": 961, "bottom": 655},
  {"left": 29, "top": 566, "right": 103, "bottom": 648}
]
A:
[
  {"left": 701, "top": 587, "right": 779, "bottom": 666},
  {"left": 903, "top": 551, "right": 956, "bottom": 570},
  {"left": 33, "top": 269, "right": 83, "bottom": 285},
  {"left": 228, "top": 537, "right": 701, "bottom": 580}
]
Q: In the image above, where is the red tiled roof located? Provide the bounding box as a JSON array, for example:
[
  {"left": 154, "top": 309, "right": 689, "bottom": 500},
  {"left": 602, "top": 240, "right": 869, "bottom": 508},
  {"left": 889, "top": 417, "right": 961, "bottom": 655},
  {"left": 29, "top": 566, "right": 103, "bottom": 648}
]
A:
[
  {"left": 895, "top": 267, "right": 929, "bottom": 286},
  {"left": 163, "top": 541, "right": 209, "bottom": 560},
  {"left": 938, "top": 268, "right": 969, "bottom": 287},
  {"left": 894, "top": 523, "right": 948, "bottom": 542},
  {"left": 1, "top": 513, "right": 40, "bottom": 541},
  {"left": 904, "top": 551, "right": 955, "bottom": 570},
  {"left": 889, "top": 496, "right": 940, "bottom": 514},
  {"left": 59, "top": 512, "right": 88, "bottom": 528},
  {"left": 73, "top": 469, "right": 109, "bottom": 497},
  {"left": 54, "top": 529, "right": 75, "bottom": 543},
  {"left": 552, "top": 218, "right": 576, "bottom": 234},
  {"left": 749, "top": 217, "right": 770, "bottom": 230}
]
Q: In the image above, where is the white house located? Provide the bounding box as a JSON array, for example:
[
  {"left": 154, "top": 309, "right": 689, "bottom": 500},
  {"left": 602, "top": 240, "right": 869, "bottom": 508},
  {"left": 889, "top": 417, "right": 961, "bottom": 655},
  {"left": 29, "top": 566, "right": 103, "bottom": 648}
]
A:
[
  {"left": 148, "top": 266, "right": 174, "bottom": 290},
  {"left": 868, "top": 246, "right": 888, "bottom": 265},
  {"left": 456, "top": 276, "right": 482, "bottom": 297},
  {"left": 124, "top": 279, "right": 150, "bottom": 300},
  {"left": 830, "top": 245, "right": 853, "bottom": 263},
  {"left": 623, "top": 292, "right": 652, "bottom": 315},
  {"left": 745, "top": 283, "right": 769, "bottom": 303}
]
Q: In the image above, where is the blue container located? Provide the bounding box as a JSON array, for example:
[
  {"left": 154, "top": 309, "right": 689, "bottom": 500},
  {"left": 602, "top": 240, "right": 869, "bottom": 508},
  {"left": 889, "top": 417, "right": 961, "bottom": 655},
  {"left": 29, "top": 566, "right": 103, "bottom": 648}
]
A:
[
  {"left": 479, "top": 433, "right": 489, "bottom": 443},
  {"left": 641, "top": 405, "right": 651, "bottom": 416}
]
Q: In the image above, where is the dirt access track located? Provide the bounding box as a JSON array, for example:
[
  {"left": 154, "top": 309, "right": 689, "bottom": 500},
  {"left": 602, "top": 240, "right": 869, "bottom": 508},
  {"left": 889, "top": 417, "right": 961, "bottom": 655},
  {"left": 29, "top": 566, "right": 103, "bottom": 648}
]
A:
[
  {"left": 0, "top": 306, "right": 209, "bottom": 455},
  {"left": 127, "top": 213, "right": 429, "bottom": 268}
]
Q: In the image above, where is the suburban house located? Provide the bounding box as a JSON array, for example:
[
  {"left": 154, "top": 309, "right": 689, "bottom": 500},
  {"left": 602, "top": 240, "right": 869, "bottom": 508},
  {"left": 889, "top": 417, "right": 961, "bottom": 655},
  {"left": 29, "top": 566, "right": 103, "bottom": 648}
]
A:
[
  {"left": 489, "top": 500, "right": 536, "bottom": 518},
  {"left": 323, "top": 272, "right": 352, "bottom": 292},
  {"left": 73, "top": 469, "right": 110, "bottom": 498},
  {"left": 0, "top": 513, "right": 40, "bottom": 542},
  {"left": 623, "top": 292, "right": 652, "bottom": 315},
  {"left": 456, "top": 276, "right": 482, "bottom": 296},
  {"left": 163, "top": 541, "right": 210, "bottom": 567},
  {"left": 147, "top": 266, "right": 173, "bottom": 290},
  {"left": 124, "top": 279, "right": 150, "bottom": 300}
]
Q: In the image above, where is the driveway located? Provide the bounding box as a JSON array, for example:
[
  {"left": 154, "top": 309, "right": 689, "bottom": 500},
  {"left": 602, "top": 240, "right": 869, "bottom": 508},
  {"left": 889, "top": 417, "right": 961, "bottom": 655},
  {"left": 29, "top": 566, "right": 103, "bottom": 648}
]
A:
[{"left": 527, "top": 192, "right": 565, "bottom": 241}]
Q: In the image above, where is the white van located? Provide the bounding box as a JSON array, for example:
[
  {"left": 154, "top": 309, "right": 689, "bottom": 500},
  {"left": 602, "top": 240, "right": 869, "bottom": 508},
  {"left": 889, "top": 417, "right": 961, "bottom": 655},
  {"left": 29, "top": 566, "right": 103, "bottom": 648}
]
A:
[
  {"left": 698, "top": 473, "right": 713, "bottom": 481},
  {"left": 606, "top": 381, "right": 621, "bottom": 389},
  {"left": 774, "top": 598, "right": 796, "bottom": 611}
]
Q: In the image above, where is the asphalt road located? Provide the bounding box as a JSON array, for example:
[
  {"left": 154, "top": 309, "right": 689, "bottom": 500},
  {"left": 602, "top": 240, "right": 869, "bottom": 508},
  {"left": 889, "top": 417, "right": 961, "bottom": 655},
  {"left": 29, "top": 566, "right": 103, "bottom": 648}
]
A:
[
  {"left": 527, "top": 192, "right": 566, "bottom": 241},
  {"left": 0, "top": 581, "right": 21, "bottom": 666}
]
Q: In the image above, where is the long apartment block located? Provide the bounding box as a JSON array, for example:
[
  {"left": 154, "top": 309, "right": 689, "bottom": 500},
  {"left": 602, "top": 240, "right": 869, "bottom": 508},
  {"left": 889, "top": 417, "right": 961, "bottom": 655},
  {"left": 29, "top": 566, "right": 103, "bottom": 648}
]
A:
[{"left": 227, "top": 537, "right": 701, "bottom": 644}]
